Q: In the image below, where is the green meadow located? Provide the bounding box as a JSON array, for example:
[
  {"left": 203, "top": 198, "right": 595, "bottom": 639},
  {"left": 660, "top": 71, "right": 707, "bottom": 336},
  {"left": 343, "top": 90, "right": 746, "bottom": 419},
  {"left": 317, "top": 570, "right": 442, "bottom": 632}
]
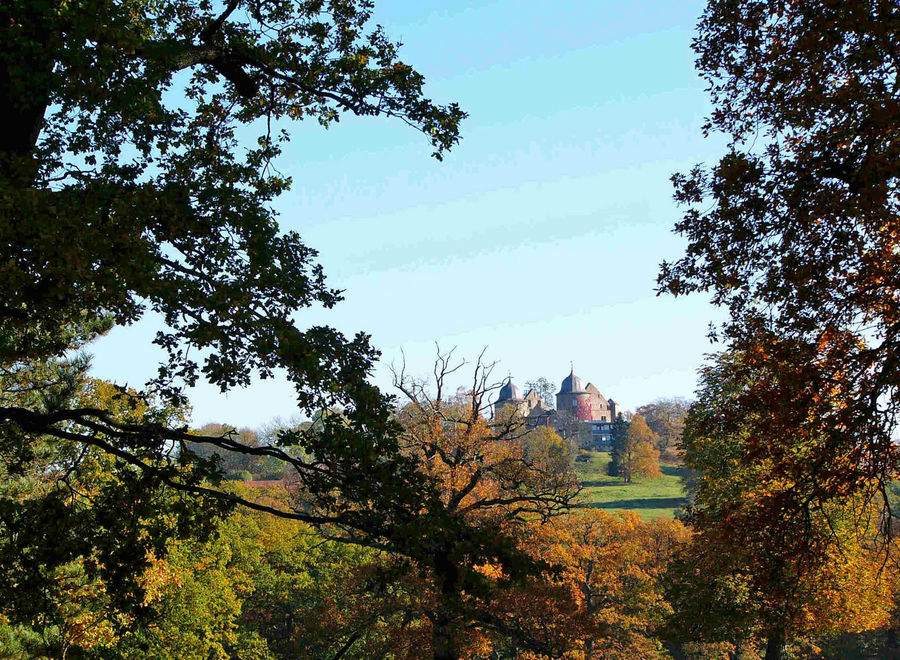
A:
[{"left": 574, "top": 451, "right": 689, "bottom": 520}]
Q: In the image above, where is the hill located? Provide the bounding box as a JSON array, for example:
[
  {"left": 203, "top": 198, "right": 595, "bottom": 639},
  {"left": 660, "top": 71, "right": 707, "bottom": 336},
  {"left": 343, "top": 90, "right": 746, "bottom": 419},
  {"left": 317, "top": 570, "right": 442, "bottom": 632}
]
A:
[{"left": 574, "top": 451, "right": 689, "bottom": 520}]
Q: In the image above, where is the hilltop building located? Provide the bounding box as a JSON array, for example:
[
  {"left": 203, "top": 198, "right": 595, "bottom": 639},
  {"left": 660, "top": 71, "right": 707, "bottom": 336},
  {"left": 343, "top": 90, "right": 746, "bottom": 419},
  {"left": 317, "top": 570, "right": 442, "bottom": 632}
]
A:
[{"left": 495, "top": 366, "right": 619, "bottom": 448}]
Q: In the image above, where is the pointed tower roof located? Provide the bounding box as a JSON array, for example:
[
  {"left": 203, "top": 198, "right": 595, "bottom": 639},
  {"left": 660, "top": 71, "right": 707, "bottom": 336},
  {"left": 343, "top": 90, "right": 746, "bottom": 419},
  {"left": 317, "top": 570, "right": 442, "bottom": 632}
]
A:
[
  {"left": 558, "top": 364, "right": 585, "bottom": 394},
  {"left": 497, "top": 377, "right": 522, "bottom": 401}
]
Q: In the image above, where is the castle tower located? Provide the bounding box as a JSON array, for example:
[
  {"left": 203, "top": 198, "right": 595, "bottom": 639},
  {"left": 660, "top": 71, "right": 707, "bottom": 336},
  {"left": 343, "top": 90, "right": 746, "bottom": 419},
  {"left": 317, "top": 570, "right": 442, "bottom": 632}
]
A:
[
  {"left": 494, "top": 377, "right": 525, "bottom": 417},
  {"left": 557, "top": 365, "right": 592, "bottom": 421}
]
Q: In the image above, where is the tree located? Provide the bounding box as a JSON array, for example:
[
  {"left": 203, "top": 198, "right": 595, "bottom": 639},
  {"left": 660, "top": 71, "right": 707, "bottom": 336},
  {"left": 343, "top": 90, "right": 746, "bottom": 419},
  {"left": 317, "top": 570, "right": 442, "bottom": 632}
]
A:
[
  {"left": 632, "top": 440, "right": 663, "bottom": 481},
  {"left": 658, "top": 0, "right": 900, "bottom": 514},
  {"left": 120, "top": 518, "right": 270, "bottom": 660},
  {"left": 391, "top": 349, "right": 580, "bottom": 659},
  {"left": 521, "top": 425, "right": 573, "bottom": 476},
  {"left": 133, "top": 484, "right": 408, "bottom": 660},
  {"left": 3, "top": 475, "right": 414, "bottom": 659},
  {"left": 635, "top": 398, "right": 690, "bottom": 450},
  {"left": 3, "top": 0, "right": 463, "bottom": 387},
  {"left": 185, "top": 424, "right": 263, "bottom": 479},
  {"left": 0, "top": 0, "right": 474, "bottom": 631},
  {"left": 524, "top": 377, "right": 556, "bottom": 410},
  {"left": 523, "top": 509, "right": 690, "bottom": 659},
  {"left": 606, "top": 413, "right": 629, "bottom": 478},
  {"left": 610, "top": 414, "right": 661, "bottom": 484},
  {"left": 666, "top": 349, "right": 896, "bottom": 660},
  {"left": 0, "top": 331, "right": 227, "bottom": 657},
  {"left": 1, "top": 0, "right": 463, "bottom": 507}
]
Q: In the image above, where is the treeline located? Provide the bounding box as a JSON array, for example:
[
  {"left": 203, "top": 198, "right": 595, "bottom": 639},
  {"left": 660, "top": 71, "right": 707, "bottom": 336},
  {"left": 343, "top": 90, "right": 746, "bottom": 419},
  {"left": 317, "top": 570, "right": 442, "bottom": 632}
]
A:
[{"left": 185, "top": 421, "right": 310, "bottom": 483}]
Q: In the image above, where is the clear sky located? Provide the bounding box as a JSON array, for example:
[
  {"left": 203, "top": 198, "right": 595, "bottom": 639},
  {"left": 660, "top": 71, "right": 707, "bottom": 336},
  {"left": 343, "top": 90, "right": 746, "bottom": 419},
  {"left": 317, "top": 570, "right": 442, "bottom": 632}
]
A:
[{"left": 90, "top": 0, "right": 728, "bottom": 428}]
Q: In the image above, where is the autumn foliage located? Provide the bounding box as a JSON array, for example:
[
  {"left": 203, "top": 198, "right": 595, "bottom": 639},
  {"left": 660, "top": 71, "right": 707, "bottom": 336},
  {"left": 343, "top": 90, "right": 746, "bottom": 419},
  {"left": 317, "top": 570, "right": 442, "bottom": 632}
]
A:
[
  {"left": 6, "top": 0, "right": 900, "bottom": 657},
  {"left": 524, "top": 509, "right": 690, "bottom": 659},
  {"left": 667, "top": 348, "right": 898, "bottom": 658},
  {"left": 610, "top": 414, "right": 663, "bottom": 483}
]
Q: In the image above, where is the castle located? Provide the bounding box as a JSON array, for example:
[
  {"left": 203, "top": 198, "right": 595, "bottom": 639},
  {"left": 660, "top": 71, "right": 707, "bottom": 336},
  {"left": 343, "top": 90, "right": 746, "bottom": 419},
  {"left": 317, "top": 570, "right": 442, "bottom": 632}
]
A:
[{"left": 494, "top": 366, "right": 619, "bottom": 448}]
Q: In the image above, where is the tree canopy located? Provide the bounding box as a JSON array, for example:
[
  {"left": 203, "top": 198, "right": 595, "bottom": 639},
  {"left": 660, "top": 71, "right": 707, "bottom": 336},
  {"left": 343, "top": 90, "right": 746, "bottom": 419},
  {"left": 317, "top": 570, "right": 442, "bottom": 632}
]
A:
[
  {"left": 655, "top": 2, "right": 900, "bottom": 654},
  {"left": 659, "top": 0, "right": 900, "bottom": 507},
  {"left": 0, "top": 2, "right": 473, "bottom": 647},
  {"left": 667, "top": 348, "right": 896, "bottom": 659},
  {"left": 2, "top": 0, "right": 463, "bottom": 405},
  {"left": 391, "top": 350, "right": 580, "bottom": 659},
  {"left": 0, "top": 330, "right": 229, "bottom": 655},
  {"left": 1, "top": 0, "right": 468, "bottom": 530},
  {"left": 636, "top": 398, "right": 690, "bottom": 450}
]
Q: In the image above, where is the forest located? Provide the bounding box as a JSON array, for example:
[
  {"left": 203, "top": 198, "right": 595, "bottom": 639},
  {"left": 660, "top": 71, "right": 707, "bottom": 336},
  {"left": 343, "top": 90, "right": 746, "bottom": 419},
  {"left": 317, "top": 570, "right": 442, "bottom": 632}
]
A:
[{"left": 3, "top": 0, "right": 900, "bottom": 658}]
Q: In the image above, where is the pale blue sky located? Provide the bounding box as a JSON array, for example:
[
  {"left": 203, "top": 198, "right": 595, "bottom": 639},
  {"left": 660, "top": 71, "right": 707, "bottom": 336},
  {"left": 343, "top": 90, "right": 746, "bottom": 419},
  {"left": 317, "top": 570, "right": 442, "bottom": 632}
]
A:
[{"left": 90, "top": 0, "right": 726, "bottom": 427}]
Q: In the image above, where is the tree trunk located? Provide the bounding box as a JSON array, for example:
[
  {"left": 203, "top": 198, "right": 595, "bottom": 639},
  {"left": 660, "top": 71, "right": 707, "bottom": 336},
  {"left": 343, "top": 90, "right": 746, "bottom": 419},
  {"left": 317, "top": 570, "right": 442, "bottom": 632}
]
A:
[
  {"left": 432, "top": 607, "right": 457, "bottom": 660},
  {"left": 432, "top": 552, "right": 460, "bottom": 660},
  {"left": 764, "top": 630, "right": 787, "bottom": 660}
]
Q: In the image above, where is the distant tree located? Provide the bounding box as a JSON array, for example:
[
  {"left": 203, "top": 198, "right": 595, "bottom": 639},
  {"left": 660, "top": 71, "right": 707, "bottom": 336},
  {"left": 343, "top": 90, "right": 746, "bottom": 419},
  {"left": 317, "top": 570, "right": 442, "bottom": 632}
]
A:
[
  {"left": 521, "top": 425, "right": 574, "bottom": 476},
  {"left": 624, "top": 415, "right": 661, "bottom": 483},
  {"left": 524, "top": 377, "right": 556, "bottom": 409},
  {"left": 607, "top": 413, "right": 629, "bottom": 478},
  {"left": 186, "top": 424, "right": 263, "bottom": 478},
  {"left": 254, "top": 416, "right": 310, "bottom": 480},
  {"left": 610, "top": 414, "right": 660, "bottom": 484},
  {"left": 635, "top": 398, "right": 690, "bottom": 449},
  {"left": 632, "top": 441, "right": 663, "bottom": 481}
]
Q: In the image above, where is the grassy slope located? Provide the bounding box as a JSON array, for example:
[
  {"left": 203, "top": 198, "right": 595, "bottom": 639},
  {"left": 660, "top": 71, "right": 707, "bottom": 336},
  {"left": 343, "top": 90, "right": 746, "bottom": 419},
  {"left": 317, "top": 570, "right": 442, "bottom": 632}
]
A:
[{"left": 573, "top": 451, "right": 688, "bottom": 520}]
